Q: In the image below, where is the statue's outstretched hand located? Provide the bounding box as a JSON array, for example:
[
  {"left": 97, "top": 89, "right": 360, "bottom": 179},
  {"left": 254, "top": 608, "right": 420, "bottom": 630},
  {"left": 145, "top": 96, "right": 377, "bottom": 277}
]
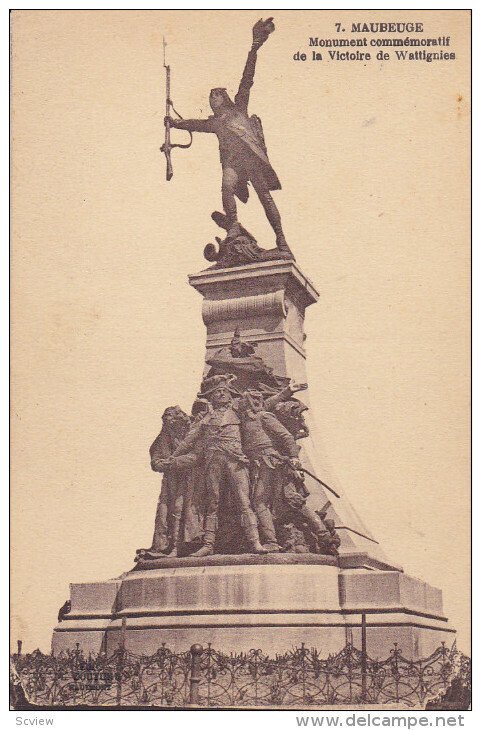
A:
[
  {"left": 252, "top": 17, "right": 275, "bottom": 48},
  {"left": 164, "top": 115, "right": 178, "bottom": 128},
  {"left": 289, "top": 458, "right": 303, "bottom": 472}
]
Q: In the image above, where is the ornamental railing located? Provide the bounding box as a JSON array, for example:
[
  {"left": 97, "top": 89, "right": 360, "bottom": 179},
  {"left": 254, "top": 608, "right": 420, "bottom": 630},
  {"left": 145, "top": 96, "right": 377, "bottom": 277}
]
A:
[{"left": 10, "top": 640, "right": 470, "bottom": 709}]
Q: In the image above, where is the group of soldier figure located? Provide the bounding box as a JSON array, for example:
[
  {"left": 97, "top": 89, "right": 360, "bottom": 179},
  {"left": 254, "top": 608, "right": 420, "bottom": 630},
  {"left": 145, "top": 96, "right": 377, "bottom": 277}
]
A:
[{"left": 136, "top": 330, "right": 340, "bottom": 562}]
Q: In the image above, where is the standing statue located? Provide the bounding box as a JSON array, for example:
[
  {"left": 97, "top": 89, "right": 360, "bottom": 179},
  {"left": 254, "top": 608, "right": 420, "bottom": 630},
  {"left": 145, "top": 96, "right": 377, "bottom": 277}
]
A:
[
  {"left": 238, "top": 390, "right": 302, "bottom": 553},
  {"left": 238, "top": 390, "right": 338, "bottom": 556},
  {"left": 136, "top": 406, "right": 200, "bottom": 560},
  {"left": 165, "top": 18, "right": 294, "bottom": 264},
  {"left": 171, "top": 375, "right": 267, "bottom": 557}
]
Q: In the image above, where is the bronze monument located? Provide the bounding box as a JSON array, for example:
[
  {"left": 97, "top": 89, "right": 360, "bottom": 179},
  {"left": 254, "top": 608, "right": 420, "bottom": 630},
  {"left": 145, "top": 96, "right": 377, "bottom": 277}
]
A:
[{"left": 51, "top": 16, "right": 456, "bottom": 664}]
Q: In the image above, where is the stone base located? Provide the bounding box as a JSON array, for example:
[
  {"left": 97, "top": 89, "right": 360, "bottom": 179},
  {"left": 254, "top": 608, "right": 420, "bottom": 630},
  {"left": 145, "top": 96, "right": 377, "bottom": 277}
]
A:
[
  {"left": 133, "top": 552, "right": 338, "bottom": 571},
  {"left": 133, "top": 551, "right": 400, "bottom": 573},
  {"left": 52, "top": 557, "right": 455, "bottom": 660}
]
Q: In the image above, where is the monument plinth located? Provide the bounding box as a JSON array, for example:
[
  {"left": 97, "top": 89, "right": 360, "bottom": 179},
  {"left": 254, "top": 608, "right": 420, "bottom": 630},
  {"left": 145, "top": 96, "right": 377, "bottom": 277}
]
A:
[{"left": 52, "top": 560, "right": 452, "bottom": 659}]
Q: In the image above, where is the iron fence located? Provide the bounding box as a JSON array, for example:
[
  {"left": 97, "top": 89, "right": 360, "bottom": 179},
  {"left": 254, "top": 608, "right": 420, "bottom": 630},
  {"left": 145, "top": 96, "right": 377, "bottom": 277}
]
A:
[{"left": 10, "top": 640, "right": 470, "bottom": 709}]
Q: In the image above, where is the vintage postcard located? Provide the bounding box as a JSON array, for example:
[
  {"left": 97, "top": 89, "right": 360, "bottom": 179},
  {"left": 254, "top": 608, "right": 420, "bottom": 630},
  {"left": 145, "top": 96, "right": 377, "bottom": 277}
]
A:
[{"left": 10, "top": 9, "right": 471, "bottom": 712}]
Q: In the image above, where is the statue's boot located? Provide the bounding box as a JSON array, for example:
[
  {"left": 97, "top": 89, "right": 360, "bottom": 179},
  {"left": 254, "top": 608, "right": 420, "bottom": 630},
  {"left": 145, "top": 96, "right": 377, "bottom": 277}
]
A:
[
  {"left": 262, "top": 541, "right": 281, "bottom": 553},
  {"left": 211, "top": 211, "right": 256, "bottom": 242},
  {"left": 138, "top": 535, "right": 169, "bottom": 556},
  {"left": 190, "top": 516, "right": 216, "bottom": 558},
  {"left": 242, "top": 512, "right": 268, "bottom": 554},
  {"left": 211, "top": 210, "right": 230, "bottom": 231},
  {"left": 190, "top": 544, "right": 214, "bottom": 558},
  {"left": 136, "top": 546, "right": 165, "bottom": 556},
  {"left": 275, "top": 233, "right": 295, "bottom": 259},
  {"left": 135, "top": 549, "right": 167, "bottom": 562},
  {"left": 260, "top": 193, "right": 295, "bottom": 259},
  {"left": 164, "top": 519, "right": 182, "bottom": 558},
  {"left": 256, "top": 506, "right": 281, "bottom": 553}
]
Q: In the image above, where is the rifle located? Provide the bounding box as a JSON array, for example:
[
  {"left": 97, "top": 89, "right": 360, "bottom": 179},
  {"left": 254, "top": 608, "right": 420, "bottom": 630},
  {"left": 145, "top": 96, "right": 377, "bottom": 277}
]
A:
[
  {"left": 300, "top": 466, "right": 341, "bottom": 499},
  {"left": 160, "top": 37, "right": 192, "bottom": 181},
  {"left": 282, "top": 459, "right": 341, "bottom": 499}
]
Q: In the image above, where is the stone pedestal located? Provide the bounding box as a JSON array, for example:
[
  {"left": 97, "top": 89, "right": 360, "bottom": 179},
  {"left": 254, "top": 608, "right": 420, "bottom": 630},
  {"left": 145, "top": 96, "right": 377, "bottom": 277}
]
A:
[
  {"left": 189, "top": 259, "right": 317, "bottom": 386},
  {"left": 52, "top": 259, "right": 455, "bottom": 661},
  {"left": 52, "top": 556, "right": 454, "bottom": 659}
]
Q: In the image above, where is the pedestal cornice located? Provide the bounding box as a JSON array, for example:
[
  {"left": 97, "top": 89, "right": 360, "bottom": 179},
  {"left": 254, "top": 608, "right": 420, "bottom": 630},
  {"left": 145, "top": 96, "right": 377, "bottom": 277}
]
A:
[{"left": 188, "top": 259, "right": 320, "bottom": 310}]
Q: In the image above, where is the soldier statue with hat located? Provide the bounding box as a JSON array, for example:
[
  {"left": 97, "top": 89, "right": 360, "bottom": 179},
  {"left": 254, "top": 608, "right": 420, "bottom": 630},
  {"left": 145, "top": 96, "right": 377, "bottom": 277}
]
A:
[
  {"left": 164, "top": 18, "right": 294, "bottom": 262},
  {"left": 169, "top": 374, "right": 267, "bottom": 557}
]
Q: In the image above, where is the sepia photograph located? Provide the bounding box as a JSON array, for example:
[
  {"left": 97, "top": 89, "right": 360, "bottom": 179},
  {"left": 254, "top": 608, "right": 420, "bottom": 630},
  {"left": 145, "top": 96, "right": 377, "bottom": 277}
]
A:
[{"left": 9, "top": 8, "right": 471, "bottom": 712}]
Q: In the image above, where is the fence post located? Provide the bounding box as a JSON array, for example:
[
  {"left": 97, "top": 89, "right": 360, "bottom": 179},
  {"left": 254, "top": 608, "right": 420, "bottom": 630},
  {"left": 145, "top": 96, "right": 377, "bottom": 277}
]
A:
[
  {"left": 116, "top": 617, "right": 127, "bottom": 707},
  {"left": 17, "top": 640, "right": 22, "bottom": 657},
  {"left": 361, "top": 613, "right": 367, "bottom": 701},
  {"left": 189, "top": 643, "right": 204, "bottom": 705}
]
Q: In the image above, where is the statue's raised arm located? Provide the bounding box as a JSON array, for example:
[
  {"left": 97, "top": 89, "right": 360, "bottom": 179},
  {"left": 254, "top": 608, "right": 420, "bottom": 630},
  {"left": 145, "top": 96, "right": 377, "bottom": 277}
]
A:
[{"left": 234, "top": 18, "right": 275, "bottom": 114}]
